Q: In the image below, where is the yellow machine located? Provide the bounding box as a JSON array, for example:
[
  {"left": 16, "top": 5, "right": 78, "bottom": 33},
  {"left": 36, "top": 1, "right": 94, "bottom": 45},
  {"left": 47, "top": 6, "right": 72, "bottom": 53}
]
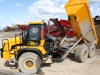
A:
[
  {"left": 3, "top": 26, "right": 20, "bottom": 32},
  {"left": 3, "top": 26, "right": 14, "bottom": 32},
  {"left": 0, "top": 0, "right": 98, "bottom": 74}
]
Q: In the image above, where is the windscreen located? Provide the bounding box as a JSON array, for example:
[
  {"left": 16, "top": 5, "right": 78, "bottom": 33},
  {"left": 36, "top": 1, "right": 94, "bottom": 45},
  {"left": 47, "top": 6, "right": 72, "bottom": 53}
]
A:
[{"left": 28, "top": 25, "right": 39, "bottom": 40}]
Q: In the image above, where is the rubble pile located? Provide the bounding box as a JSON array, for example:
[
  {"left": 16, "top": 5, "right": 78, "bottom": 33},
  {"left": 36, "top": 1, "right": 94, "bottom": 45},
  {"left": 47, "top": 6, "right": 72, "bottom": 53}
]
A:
[{"left": 0, "top": 31, "right": 21, "bottom": 38}]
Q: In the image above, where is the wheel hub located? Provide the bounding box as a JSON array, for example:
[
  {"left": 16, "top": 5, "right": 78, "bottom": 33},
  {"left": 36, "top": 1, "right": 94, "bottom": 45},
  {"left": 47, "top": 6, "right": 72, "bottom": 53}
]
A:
[
  {"left": 91, "top": 47, "right": 95, "bottom": 55},
  {"left": 83, "top": 50, "right": 87, "bottom": 58},
  {"left": 26, "top": 61, "right": 34, "bottom": 67},
  {"left": 24, "top": 59, "right": 35, "bottom": 70}
]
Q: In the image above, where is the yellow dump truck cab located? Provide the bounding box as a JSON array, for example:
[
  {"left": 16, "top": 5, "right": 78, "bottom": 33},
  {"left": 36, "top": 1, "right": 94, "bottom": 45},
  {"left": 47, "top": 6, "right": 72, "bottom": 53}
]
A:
[
  {"left": 1, "top": 21, "right": 46, "bottom": 59},
  {"left": 1, "top": 18, "right": 67, "bottom": 74},
  {"left": 1, "top": 21, "right": 53, "bottom": 73}
]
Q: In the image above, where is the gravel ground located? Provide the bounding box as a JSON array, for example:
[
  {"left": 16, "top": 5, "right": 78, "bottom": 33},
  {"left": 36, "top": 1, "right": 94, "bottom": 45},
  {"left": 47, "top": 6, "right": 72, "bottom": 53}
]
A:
[
  {"left": 0, "top": 31, "right": 21, "bottom": 38},
  {"left": 0, "top": 31, "right": 100, "bottom": 75}
]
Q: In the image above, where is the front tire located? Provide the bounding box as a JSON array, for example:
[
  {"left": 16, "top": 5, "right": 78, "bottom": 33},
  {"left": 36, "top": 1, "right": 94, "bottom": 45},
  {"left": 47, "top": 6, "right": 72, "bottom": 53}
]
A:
[{"left": 18, "top": 52, "right": 41, "bottom": 74}]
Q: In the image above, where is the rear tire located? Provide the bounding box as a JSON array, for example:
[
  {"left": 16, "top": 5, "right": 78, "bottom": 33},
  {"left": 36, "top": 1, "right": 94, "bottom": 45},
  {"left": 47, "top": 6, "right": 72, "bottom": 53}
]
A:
[
  {"left": 18, "top": 52, "right": 41, "bottom": 74},
  {"left": 86, "top": 43, "right": 96, "bottom": 58},
  {"left": 75, "top": 44, "right": 88, "bottom": 63}
]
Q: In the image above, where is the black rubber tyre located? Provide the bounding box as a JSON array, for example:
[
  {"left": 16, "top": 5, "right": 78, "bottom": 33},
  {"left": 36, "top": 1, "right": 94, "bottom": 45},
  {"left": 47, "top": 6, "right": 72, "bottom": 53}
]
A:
[
  {"left": 18, "top": 52, "right": 41, "bottom": 74},
  {"left": 75, "top": 44, "right": 88, "bottom": 63},
  {"left": 86, "top": 43, "right": 96, "bottom": 58}
]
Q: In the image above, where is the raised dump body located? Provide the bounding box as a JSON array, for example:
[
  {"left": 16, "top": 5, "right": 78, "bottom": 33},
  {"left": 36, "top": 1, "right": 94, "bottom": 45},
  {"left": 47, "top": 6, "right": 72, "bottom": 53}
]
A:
[{"left": 65, "top": 0, "right": 98, "bottom": 44}]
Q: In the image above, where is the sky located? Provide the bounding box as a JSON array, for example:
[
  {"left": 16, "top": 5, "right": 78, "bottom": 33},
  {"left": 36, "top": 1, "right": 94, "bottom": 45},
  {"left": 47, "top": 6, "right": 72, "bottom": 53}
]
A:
[{"left": 0, "top": 0, "right": 100, "bottom": 29}]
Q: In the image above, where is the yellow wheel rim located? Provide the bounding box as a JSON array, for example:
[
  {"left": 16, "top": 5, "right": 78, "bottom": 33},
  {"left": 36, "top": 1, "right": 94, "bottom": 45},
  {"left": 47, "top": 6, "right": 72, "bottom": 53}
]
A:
[
  {"left": 23, "top": 59, "right": 35, "bottom": 70},
  {"left": 83, "top": 50, "right": 87, "bottom": 58},
  {"left": 91, "top": 47, "right": 95, "bottom": 55}
]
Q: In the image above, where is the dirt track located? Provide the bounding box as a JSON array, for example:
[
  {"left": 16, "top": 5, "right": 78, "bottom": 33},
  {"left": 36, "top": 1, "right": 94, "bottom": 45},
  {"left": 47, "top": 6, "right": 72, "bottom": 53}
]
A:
[{"left": 0, "top": 31, "right": 100, "bottom": 75}]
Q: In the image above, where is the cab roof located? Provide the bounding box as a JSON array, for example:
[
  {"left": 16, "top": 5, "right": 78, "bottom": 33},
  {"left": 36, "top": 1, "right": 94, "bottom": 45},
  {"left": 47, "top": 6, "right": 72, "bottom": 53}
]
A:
[{"left": 29, "top": 21, "right": 45, "bottom": 25}]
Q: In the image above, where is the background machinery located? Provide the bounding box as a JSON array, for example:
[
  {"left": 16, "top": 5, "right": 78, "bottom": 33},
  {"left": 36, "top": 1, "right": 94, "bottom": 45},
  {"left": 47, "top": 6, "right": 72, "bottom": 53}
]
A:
[
  {"left": 0, "top": 0, "right": 98, "bottom": 74},
  {"left": 3, "top": 26, "right": 14, "bottom": 32},
  {"left": 3, "top": 25, "right": 20, "bottom": 32}
]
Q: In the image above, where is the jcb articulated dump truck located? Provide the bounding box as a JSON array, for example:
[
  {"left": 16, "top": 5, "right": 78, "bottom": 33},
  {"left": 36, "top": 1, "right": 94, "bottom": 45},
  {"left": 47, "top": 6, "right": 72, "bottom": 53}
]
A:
[{"left": 0, "top": 0, "right": 98, "bottom": 74}]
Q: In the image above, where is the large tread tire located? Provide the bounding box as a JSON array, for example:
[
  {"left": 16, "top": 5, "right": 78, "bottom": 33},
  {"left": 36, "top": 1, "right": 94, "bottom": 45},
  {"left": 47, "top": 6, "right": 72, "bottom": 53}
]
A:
[
  {"left": 18, "top": 52, "right": 41, "bottom": 74},
  {"left": 86, "top": 43, "right": 96, "bottom": 58},
  {"left": 75, "top": 44, "right": 88, "bottom": 63}
]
